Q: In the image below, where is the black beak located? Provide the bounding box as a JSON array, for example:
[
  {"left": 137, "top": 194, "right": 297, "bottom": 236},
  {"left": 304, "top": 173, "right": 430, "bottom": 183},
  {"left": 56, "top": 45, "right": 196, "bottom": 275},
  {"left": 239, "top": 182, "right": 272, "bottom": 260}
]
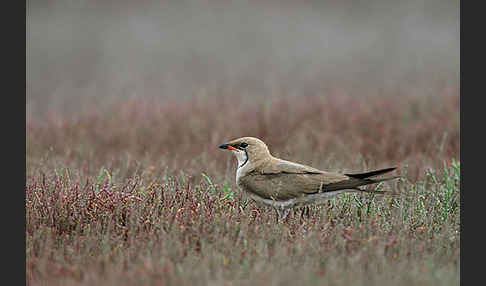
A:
[{"left": 219, "top": 143, "right": 229, "bottom": 149}]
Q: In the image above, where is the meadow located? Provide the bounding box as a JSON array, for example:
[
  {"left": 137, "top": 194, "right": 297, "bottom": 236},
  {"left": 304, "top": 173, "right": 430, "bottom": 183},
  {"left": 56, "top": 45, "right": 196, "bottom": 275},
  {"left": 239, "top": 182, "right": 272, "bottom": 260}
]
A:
[{"left": 26, "top": 93, "right": 460, "bottom": 285}]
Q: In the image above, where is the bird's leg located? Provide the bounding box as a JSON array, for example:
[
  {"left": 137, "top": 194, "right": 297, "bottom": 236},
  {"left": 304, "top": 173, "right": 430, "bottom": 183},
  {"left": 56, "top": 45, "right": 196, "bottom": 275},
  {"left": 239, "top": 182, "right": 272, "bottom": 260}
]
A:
[
  {"left": 276, "top": 208, "right": 290, "bottom": 223},
  {"left": 305, "top": 206, "right": 310, "bottom": 218},
  {"left": 299, "top": 206, "right": 311, "bottom": 220}
]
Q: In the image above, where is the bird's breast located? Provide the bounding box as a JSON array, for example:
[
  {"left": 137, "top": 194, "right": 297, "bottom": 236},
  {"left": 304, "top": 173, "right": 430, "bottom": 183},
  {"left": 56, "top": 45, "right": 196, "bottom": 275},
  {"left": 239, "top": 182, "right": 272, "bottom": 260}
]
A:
[{"left": 235, "top": 166, "right": 246, "bottom": 185}]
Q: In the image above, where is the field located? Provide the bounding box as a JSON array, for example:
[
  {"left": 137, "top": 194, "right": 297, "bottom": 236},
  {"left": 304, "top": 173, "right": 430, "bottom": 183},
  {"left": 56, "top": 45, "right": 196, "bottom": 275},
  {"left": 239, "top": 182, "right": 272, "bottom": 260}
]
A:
[{"left": 26, "top": 93, "right": 460, "bottom": 285}]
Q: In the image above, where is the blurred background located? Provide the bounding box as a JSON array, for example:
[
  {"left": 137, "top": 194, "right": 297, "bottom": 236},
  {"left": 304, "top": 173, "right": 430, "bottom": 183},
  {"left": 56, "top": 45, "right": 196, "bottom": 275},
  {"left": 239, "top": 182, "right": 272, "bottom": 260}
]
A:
[
  {"left": 27, "top": 0, "right": 459, "bottom": 119},
  {"left": 26, "top": 0, "right": 460, "bottom": 183}
]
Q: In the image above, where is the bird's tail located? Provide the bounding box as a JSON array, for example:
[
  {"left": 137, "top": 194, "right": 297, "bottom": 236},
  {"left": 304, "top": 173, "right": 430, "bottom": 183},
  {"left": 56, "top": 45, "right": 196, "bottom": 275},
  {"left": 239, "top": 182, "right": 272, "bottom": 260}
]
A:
[
  {"left": 345, "top": 167, "right": 397, "bottom": 179},
  {"left": 325, "top": 167, "right": 400, "bottom": 193}
]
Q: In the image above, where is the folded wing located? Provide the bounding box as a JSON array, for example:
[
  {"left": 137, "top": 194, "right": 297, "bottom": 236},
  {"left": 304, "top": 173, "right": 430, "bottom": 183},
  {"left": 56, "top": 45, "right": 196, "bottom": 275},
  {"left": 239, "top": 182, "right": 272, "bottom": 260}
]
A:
[{"left": 239, "top": 159, "right": 397, "bottom": 201}]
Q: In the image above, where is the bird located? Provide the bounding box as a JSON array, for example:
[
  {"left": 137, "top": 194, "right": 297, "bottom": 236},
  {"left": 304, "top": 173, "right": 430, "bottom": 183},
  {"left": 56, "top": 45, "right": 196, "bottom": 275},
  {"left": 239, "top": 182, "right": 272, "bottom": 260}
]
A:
[{"left": 219, "top": 136, "right": 399, "bottom": 221}]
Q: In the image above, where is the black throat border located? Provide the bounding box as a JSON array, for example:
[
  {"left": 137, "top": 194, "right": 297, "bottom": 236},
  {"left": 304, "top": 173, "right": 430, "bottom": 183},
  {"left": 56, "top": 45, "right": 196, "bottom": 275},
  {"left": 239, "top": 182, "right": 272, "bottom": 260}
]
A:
[{"left": 238, "top": 149, "right": 249, "bottom": 169}]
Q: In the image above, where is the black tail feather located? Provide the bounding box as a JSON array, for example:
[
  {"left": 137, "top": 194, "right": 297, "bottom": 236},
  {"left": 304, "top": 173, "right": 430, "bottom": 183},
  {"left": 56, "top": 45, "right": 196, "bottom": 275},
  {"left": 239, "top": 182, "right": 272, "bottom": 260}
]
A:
[
  {"left": 324, "top": 175, "right": 400, "bottom": 192},
  {"left": 345, "top": 167, "right": 397, "bottom": 179}
]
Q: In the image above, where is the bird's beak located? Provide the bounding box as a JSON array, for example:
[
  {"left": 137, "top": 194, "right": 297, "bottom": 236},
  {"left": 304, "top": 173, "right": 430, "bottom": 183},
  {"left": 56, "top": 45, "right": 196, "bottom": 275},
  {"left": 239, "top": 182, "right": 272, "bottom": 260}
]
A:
[{"left": 219, "top": 143, "right": 238, "bottom": 151}]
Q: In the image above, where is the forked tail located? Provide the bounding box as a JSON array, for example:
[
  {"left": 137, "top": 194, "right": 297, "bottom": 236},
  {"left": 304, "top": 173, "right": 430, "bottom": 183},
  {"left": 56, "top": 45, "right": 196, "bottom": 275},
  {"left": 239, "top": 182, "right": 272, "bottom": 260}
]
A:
[
  {"left": 325, "top": 167, "right": 400, "bottom": 192},
  {"left": 345, "top": 167, "right": 397, "bottom": 179}
]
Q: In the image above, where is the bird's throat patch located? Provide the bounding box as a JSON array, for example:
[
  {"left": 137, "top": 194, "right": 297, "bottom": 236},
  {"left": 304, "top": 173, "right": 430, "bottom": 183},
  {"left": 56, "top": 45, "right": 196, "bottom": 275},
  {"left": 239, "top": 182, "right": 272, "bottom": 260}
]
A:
[{"left": 238, "top": 150, "right": 249, "bottom": 169}]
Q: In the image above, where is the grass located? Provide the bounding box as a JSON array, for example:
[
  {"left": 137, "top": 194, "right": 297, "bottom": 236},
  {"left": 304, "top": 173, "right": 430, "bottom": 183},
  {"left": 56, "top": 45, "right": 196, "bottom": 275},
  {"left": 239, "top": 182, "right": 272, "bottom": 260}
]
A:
[{"left": 26, "top": 93, "right": 459, "bottom": 285}]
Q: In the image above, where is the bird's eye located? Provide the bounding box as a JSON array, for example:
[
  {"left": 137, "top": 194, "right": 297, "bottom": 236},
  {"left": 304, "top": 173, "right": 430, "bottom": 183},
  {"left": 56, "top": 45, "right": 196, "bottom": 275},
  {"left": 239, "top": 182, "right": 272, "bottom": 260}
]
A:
[{"left": 240, "top": 142, "right": 248, "bottom": 148}]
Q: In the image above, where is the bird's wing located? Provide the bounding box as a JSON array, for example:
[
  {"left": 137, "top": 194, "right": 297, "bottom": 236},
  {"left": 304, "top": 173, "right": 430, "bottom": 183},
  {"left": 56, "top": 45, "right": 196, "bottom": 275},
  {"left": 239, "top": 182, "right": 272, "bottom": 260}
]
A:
[
  {"left": 260, "top": 158, "right": 349, "bottom": 182},
  {"left": 239, "top": 169, "right": 350, "bottom": 201},
  {"left": 242, "top": 158, "right": 397, "bottom": 201},
  {"left": 260, "top": 158, "right": 326, "bottom": 174}
]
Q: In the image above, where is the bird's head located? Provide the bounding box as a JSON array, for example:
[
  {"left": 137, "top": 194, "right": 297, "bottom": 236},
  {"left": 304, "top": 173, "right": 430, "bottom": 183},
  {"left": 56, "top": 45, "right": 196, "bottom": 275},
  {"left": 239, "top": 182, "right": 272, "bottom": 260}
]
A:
[{"left": 219, "top": 137, "right": 271, "bottom": 168}]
